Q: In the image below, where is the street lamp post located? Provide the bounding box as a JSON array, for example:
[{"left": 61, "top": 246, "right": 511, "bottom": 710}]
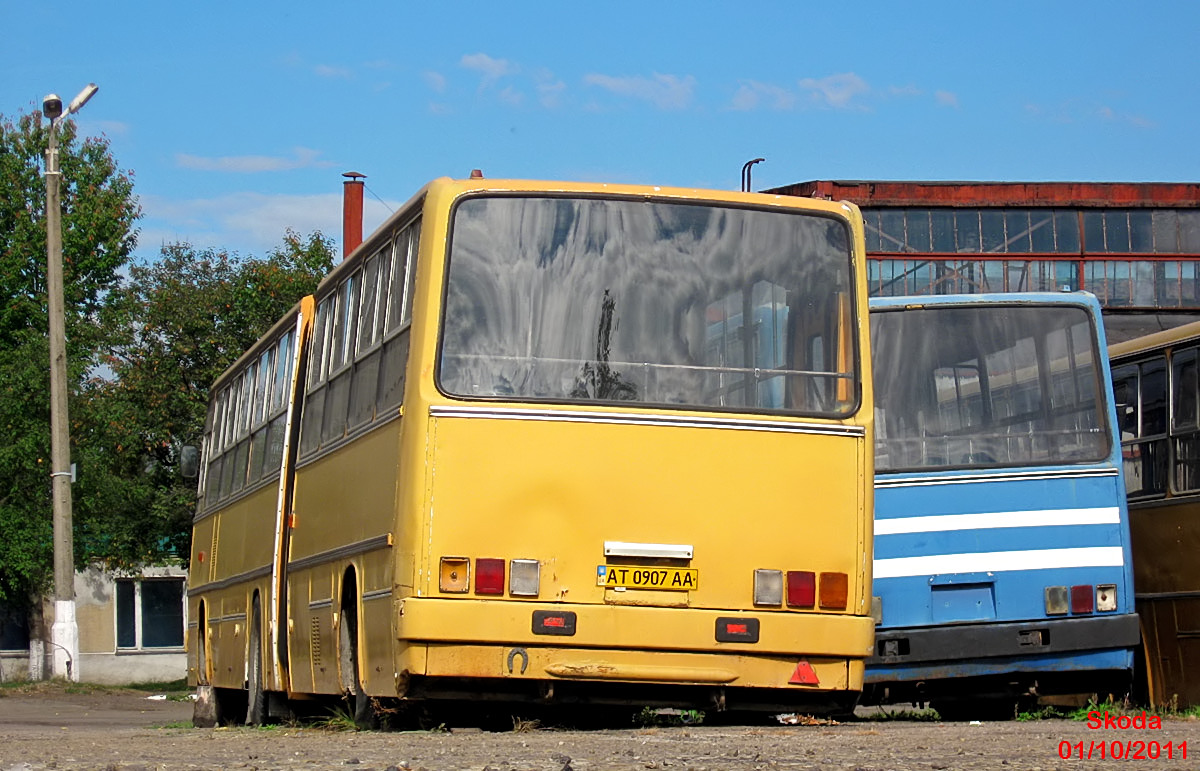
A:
[{"left": 43, "top": 83, "right": 97, "bottom": 681}]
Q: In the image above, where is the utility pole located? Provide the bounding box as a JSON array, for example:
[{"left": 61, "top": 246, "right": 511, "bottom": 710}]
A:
[{"left": 43, "top": 83, "right": 97, "bottom": 681}]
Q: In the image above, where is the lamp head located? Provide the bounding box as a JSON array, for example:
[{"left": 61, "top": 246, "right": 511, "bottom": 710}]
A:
[
  {"left": 42, "top": 94, "right": 63, "bottom": 121},
  {"left": 67, "top": 84, "right": 99, "bottom": 115}
]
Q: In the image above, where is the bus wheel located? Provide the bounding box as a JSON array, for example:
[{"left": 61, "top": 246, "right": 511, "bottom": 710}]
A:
[
  {"left": 246, "top": 596, "right": 267, "bottom": 726},
  {"left": 339, "top": 580, "right": 376, "bottom": 729}
]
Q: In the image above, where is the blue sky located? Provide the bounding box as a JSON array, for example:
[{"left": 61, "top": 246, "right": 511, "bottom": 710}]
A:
[{"left": 3, "top": 2, "right": 1198, "bottom": 262}]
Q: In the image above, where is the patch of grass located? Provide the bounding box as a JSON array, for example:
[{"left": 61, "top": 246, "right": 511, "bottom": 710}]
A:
[
  {"left": 858, "top": 706, "right": 941, "bottom": 722},
  {"left": 1017, "top": 706, "right": 1070, "bottom": 721},
  {"left": 63, "top": 682, "right": 114, "bottom": 695},
  {"left": 127, "top": 678, "right": 190, "bottom": 693},
  {"left": 156, "top": 721, "right": 193, "bottom": 729},
  {"left": 1066, "top": 697, "right": 1139, "bottom": 722},
  {"left": 0, "top": 679, "right": 33, "bottom": 693},
  {"left": 312, "top": 704, "right": 358, "bottom": 732},
  {"left": 511, "top": 716, "right": 541, "bottom": 732},
  {"left": 634, "top": 707, "right": 705, "bottom": 727},
  {"left": 1, "top": 678, "right": 195, "bottom": 703}
]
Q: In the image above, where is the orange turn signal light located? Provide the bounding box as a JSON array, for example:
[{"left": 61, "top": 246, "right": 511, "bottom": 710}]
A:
[
  {"left": 439, "top": 557, "right": 470, "bottom": 593},
  {"left": 819, "top": 572, "right": 848, "bottom": 609}
]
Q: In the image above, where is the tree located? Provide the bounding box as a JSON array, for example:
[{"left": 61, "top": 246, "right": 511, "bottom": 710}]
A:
[
  {"left": 78, "top": 231, "right": 335, "bottom": 569},
  {"left": 0, "top": 110, "right": 138, "bottom": 609}
]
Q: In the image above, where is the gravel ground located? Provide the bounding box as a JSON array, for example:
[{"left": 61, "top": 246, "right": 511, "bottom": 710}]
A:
[{"left": 0, "top": 685, "right": 1197, "bottom": 771}]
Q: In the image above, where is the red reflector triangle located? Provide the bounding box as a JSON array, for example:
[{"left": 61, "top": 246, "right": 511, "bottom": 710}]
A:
[{"left": 788, "top": 660, "right": 819, "bottom": 685}]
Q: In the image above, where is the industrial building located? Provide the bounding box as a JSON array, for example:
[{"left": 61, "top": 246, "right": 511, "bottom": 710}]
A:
[{"left": 766, "top": 181, "right": 1200, "bottom": 343}]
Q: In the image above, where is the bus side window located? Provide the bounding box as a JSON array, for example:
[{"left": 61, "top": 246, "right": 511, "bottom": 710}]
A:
[
  {"left": 1172, "top": 348, "right": 1200, "bottom": 492},
  {"left": 1111, "top": 370, "right": 1137, "bottom": 441},
  {"left": 300, "top": 294, "right": 335, "bottom": 457},
  {"left": 378, "top": 219, "right": 419, "bottom": 413},
  {"left": 1171, "top": 349, "right": 1199, "bottom": 432}
]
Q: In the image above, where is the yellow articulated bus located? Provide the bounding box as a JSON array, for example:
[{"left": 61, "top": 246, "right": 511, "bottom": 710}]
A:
[
  {"left": 187, "top": 177, "right": 876, "bottom": 725},
  {"left": 1110, "top": 319, "right": 1200, "bottom": 709}
]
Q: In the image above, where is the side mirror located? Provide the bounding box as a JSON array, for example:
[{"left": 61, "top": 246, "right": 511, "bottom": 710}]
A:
[{"left": 180, "top": 445, "right": 200, "bottom": 480}]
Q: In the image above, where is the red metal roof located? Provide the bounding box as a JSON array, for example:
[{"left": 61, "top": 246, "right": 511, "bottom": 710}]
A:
[{"left": 766, "top": 180, "right": 1200, "bottom": 207}]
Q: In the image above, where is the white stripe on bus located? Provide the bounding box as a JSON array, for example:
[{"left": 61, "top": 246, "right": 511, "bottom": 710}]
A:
[
  {"left": 873, "top": 546, "right": 1125, "bottom": 579},
  {"left": 874, "top": 507, "right": 1121, "bottom": 535}
]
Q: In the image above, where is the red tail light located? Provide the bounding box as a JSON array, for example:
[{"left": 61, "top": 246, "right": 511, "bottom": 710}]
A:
[
  {"left": 474, "top": 558, "right": 505, "bottom": 595},
  {"left": 1070, "top": 584, "right": 1094, "bottom": 614},
  {"left": 786, "top": 571, "right": 816, "bottom": 608}
]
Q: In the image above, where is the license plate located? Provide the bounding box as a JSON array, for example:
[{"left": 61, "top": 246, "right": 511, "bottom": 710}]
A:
[{"left": 597, "top": 565, "right": 698, "bottom": 591}]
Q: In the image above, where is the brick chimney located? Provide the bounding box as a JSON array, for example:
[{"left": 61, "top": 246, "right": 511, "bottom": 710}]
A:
[{"left": 342, "top": 171, "right": 365, "bottom": 259}]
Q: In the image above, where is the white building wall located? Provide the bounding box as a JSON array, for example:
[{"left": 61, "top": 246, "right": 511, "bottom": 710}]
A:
[{"left": 64, "top": 565, "right": 188, "bottom": 685}]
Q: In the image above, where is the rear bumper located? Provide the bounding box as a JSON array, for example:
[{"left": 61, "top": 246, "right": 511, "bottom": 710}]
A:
[
  {"left": 865, "top": 612, "right": 1140, "bottom": 682},
  {"left": 395, "top": 597, "right": 874, "bottom": 694}
]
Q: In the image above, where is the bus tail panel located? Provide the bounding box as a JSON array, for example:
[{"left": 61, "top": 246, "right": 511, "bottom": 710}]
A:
[
  {"left": 395, "top": 643, "right": 863, "bottom": 713},
  {"left": 420, "top": 410, "right": 870, "bottom": 618}
]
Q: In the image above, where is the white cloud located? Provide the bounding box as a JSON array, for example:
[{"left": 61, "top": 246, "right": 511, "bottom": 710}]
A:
[
  {"left": 498, "top": 86, "right": 525, "bottom": 106},
  {"left": 313, "top": 64, "right": 353, "bottom": 79},
  {"left": 461, "top": 52, "right": 516, "bottom": 89},
  {"left": 534, "top": 69, "right": 566, "bottom": 109},
  {"left": 138, "top": 192, "right": 399, "bottom": 258},
  {"left": 1026, "top": 99, "right": 1155, "bottom": 128},
  {"left": 798, "top": 73, "right": 869, "bottom": 109},
  {"left": 730, "top": 80, "right": 795, "bottom": 111},
  {"left": 93, "top": 120, "right": 130, "bottom": 137},
  {"left": 888, "top": 85, "right": 922, "bottom": 98},
  {"left": 935, "top": 90, "right": 960, "bottom": 108},
  {"left": 175, "top": 147, "right": 334, "bottom": 173},
  {"left": 423, "top": 71, "right": 447, "bottom": 93},
  {"left": 1098, "top": 105, "right": 1155, "bottom": 128},
  {"left": 583, "top": 72, "right": 696, "bottom": 110},
  {"left": 537, "top": 79, "right": 566, "bottom": 109}
]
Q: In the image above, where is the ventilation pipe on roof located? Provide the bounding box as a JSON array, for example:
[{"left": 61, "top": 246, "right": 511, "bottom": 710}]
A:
[
  {"left": 741, "top": 157, "right": 764, "bottom": 192},
  {"left": 342, "top": 171, "right": 365, "bottom": 259}
]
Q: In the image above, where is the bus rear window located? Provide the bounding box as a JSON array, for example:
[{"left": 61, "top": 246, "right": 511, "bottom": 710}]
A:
[
  {"left": 872, "top": 304, "right": 1111, "bottom": 471},
  {"left": 439, "top": 195, "right": 858, "bottom": 417}
]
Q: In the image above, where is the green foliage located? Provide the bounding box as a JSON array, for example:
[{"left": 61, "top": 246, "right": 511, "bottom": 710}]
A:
[
  {"left": 127, "top": 678, "right": 190, "bottom": 693},
  {"left": 79, "top": 231, "right": 334, "bottom": 570},
  {"left": 0, "top": 104, "right": 334, "bottom": 613},
  {"left": 634, "top": 706, "right": 705, "bottom": 726},
  {"left": 313, "top": 703, "right": 359, "bottom": 732},
  {"left": 860, "top": 706, "right": 942, "bottom": 722},
  {"left": 0, "top": 110, "right": 138, "bottom": 609}
]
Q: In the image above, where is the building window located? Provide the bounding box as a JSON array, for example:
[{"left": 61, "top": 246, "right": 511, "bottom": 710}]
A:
[
  {"left": 0, "top": 602, "right": 30, "bottom": 651},
  {"left": 116, "top": 578, "right": 184, "bottom": 649}
]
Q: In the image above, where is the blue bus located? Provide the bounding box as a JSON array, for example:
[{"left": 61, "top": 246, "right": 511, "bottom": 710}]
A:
[{"left": 865, "top": 292, "right": 1140, "bottom": 719}]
